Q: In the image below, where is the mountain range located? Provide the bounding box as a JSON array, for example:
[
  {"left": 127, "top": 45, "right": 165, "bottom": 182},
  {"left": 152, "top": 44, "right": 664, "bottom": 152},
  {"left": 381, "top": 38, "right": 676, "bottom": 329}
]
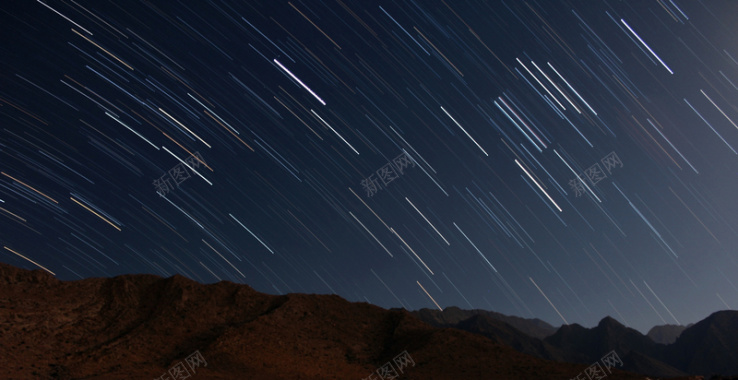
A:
[
  {"left": 410, "top": 307, "right": 738, "bottom": 378},
  {"left": 0, "top": 262, "right": 729, "bottom": 379}
]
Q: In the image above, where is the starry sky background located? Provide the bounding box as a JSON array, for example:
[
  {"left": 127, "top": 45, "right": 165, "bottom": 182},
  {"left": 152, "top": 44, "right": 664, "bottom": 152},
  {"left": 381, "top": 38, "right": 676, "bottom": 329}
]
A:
[{"left": 2, "top": 0, "right": 738, "bottom": 334}]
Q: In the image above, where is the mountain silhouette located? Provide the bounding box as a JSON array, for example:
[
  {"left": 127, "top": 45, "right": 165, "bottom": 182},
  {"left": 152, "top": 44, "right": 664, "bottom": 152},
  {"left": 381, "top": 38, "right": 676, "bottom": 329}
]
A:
[
  {"left": 544, "top": 316, "right": 662, "bottom": 363},
  {"left": 413, "top": 303, "right": 738, "bottom": 378},
  {"left": 647, "top": 324, "right": 688, "bottom": 344},
  {"left": 0, "top": 262, "right": 651, "bottom": 379},
  {"left": 665, "top": 310, "right": 738, "bottom": 376}
]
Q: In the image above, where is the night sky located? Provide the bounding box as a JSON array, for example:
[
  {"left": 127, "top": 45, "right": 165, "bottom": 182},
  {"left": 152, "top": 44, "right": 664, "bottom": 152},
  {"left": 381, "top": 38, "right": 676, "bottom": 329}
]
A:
[{"left": 2, "top": 0, "right": 738, "bottom": 334}]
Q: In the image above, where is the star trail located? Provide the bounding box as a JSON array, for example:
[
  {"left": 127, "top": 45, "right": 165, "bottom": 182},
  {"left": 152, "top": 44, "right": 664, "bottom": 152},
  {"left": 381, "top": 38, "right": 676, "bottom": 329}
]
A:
[{"left": 2, "top": 0, "right": 738, "bottom": 333}]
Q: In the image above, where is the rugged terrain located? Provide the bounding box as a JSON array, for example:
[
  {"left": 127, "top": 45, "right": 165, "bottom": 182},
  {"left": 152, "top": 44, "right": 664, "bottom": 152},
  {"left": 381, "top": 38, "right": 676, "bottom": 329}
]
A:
[{"left": 0, "top": 263, "right": 711, "bottom": 379}]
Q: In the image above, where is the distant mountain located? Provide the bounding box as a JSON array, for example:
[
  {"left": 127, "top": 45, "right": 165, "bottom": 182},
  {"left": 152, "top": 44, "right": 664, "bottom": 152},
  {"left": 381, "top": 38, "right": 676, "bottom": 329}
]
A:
[
  {"left": 647, "top": 324, "right": 688, "bottom": 344},
  {"left": 0, "top": 262, "right": 647, "bottom": 380},
  {"left": 541, "top": 316, "right": 688, "bottom": 376},
  {"left": 666, "top": 310, "right": 738, "bottom": 376},
  {"left": 410, "top": 306, "right": 558, "bottom": 339},
  {"left": 547, "top": 313, "right": 738, "bottom": 377},
  {"left": 543, "top": 316, "right": 663, "bottom": 364},
  {"left": 412, "top": 304, "right": 738, "bottom": 378}
]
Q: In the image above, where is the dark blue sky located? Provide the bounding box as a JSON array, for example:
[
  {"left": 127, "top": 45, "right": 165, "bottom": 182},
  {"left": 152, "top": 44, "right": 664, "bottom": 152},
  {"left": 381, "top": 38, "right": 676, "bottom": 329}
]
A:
[{"left": 2, "top": 0, "right": 738, "bottom": 333}]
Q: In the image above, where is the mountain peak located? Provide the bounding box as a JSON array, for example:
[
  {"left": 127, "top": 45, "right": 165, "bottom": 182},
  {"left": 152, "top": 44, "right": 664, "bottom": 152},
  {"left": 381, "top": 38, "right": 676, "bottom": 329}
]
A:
[
  {"left": 598, "top": 315, "right": 625, "bottom": 329},
  {"left": 668, "top": 310, "right": 738, "bottom": 375}
]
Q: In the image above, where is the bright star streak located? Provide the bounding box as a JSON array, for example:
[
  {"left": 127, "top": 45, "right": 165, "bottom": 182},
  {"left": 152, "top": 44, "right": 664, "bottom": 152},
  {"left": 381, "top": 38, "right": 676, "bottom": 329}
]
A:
[
  {"left": 531, "top": 60, "right": 581, "bottom": 114},
  {"left": 683, "top": 98, "right": 737, "bottom": 154},
  {"left": 161, "top": 146, "right": 213, "bottom": 186},
  {"left": 70, "top": 196, "right": 122, "bottom": 231},
  {"left": 644, "top": 280, "right": 681, "bottom": 324},
  {"left": 406, "top": 197, "right": 450, "bottom": 245},
  {"left": 159, "top": 108, "right": 211, "bottom": 148},
  {"left": 417, "top": 280, "right": 443, "bottom": 311},
  {"left": 106, "top": 112, "right": 159, "bottom": 150},
  {"left": 530, "top": 276, "right": 568, "bottom": 325},
  {"left": 700, "top": 89, "right": 738, "bottom": 130},
  {"left": 3, "top": 246, "right": 56, "bottom": 275},
  {"left": 547, "top": 62, "right": 597, "bottom": 115},
  {"left": 441, "top": 106, "right": 488, "bottom": 156},
  {"left": 390, "top": 227, "right": 434, "bottom": 275},
  {"left": 160, "top": 195, "right": 204, "bottom": 229},
  {"left": 311, "top": 109, "right": 359, "bottom": 154},
  {"left": 621, "top": 19, "right": 674, "bottom": 74},
  {"left": 230, "top": 213, "right": 275, "bottom": 254},
  {"left": 37, "top": 0, "right": 93, "bottom": 35},
  {"left": 1, "top": 172, "right": 59, "bottom": 204},
  {"left": 516, "top": 58, "right": 567, "bottom": 111},
  {"left": 494, "top": 99, "right": 542, "bottom": 152},
  {"left": 349, "top": 211, "right": 393, "bottom": 257},
  {"left": 274, "top": 59, "right": 326, "bottom": 106},
  {"left": 453, "top": 222, "right": 497, "bottom": 272},
  {"left": 668, "top": 0, "right": 689, "bottom": 20},
  {"left": 498, "top": 97, "right": 547, "bottom": 148},
  {"left": 515, "top": 159, "right": 562, "bottom": 212}
]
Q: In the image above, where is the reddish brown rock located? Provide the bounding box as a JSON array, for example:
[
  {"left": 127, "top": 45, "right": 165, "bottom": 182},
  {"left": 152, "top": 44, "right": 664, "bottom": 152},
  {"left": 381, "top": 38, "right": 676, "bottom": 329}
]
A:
[{"left": 0, "top": 263, "right": 651, "bottom": 379}]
